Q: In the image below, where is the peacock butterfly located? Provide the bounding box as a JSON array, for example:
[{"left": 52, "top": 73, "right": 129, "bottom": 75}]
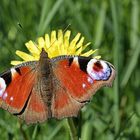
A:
[{"left": 0, "top": 49, "right": 115, "bottom": 124}]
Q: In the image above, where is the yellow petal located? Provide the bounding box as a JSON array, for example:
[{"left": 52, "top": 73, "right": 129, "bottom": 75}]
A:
[
  {"left": 45, "top": 34, "right": 50, "bottom": 49},
  {"left": 70, "top": 33, "right": 81, "bottom": 49},
  {"left": 90, "top": 49, "right": 98, "bottom": 54},
  {"left": 11, "top": 60, "right": 23, "bottom": 65},
  {"left": 47, "top": 50, "right": 54, "bottom": 58},
  {"left": 16, "top": 50, "right": 36, "bottom": 61},
  {"left": 59, "top": 44, "right": 66, "bottom": 55},
  {"left": 51, "top": 30, "right": 57, "bottom": 44},
  {"left": 82, "top": 42, "right": 91, "bottom": 51},
  {"left": 64, "top": 30, "right": 71, "bottom": 49},
  {"left": 81, "top": 50, "right": 96, "bottom": 57},
  {"left": 47, "top": 43, "right": 59, "bottom": 57},
  {"left": 58, "top": 30, "right": 63, "bottom": 45},
  {"left": 25, "top": 41, "right": 40, "bottom": 56},
  {"left": 75, "top": 47, "right": 83, "bottom": 55},
  {"left": 94, "top": 55, "right": 101, "bottom": 59},
  {"left": 38, "top": 37, "right": 45, "bottom": 50},
  {"left": 76, "top": 37, "right": 84, "bottom": 49}
]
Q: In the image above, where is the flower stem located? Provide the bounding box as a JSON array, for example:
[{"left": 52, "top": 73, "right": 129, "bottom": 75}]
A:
[{"left": 67, "top": 118, "right": 78, "bottom": 140}]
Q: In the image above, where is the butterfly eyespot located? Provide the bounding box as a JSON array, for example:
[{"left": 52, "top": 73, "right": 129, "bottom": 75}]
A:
[
  {"left": 87, "top": 59, "right": 111, "bottom": 81},
  {"left": 0, "top": 77, "right": 6, "bottom": 97}
]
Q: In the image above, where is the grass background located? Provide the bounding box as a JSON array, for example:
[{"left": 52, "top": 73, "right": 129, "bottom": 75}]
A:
[{"left": 0, "top": 0, "right": 140, "bottom": 139}]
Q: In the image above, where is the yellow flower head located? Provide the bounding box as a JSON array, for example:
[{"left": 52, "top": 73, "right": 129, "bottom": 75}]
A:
[{"left": 11, "top": 30, "right": 101, "bottom": 65}]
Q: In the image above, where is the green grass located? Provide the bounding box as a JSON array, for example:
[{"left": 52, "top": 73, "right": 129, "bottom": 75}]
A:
[{"left": 0, "top": 0, "right": 140, "bottom": 139}]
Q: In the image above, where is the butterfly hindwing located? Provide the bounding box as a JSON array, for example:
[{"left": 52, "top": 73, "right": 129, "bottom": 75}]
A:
[
  {"left": 51, "top": 77, "right": 84, "bottom": 119},
  {"left": 18, "top": 89, "right": 48, "bottom": 124}
]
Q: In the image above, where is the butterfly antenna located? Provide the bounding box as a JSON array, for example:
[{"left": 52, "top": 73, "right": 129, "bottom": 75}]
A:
[
  {"left": 31, "top": 24, "right": 71, "bottom": 55},
  {"left": 8, "top": 23, "right": 24, "bottom": 57},
  {"left": 18, "top": 22, "right": 23, "bottom": 29},
  {"left": 47, "top": 24, "right": 71, "bottom": 50},
  {"left": 17, "top": 22, "right": 30, "bottom": 40}
]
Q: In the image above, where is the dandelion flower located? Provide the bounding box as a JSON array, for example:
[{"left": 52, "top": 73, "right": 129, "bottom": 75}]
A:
[{"left": 11, "top": 30, "right": 101, "bottom": 65}]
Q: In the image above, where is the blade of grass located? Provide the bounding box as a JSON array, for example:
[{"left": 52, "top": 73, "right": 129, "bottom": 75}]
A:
[
  {"left": 110, "top": 0, "right": 120, "bottom": 134},
  {"left": 65, "top": 0, "right": 92, "bottom": 41},
  {"left": 81, "top": 121, "right": 92, "bottom": 140},
  {"left": 94, "top": 1, "right": 107, "bottom": 48},
  {"left": 19, "top": 122, "right": 29, "bottom": 140},
  {"left": 32, "top": 125, "right": 38, "bottom": 140},
  {"left": 130, "top": 0, "right": 139, "bottom": 49},
  {"left": 121, "top": 40, "right": 140, "bottom": 87},
  {"left": 121, "top": 0, "right": 140, "bottom": 87},
  {"left": 38, "top": 0, "right": 51, "bottom": 34},
  {"left": 47, "top": 122, "right": 63, "bottom": 140},
  {"left": 38, "top": 0, "right": 63, "bottom": 36},
  {"left": 114, "top": 112, "right": 135, "bottom": 140},
  {"left": 67, "top": 118, "right": 78, "bottom": 140}
]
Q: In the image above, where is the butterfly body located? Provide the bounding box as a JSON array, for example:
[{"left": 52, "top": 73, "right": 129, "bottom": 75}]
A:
[{"left": 0, "top": 50, "right": 115, "bottom": 124}]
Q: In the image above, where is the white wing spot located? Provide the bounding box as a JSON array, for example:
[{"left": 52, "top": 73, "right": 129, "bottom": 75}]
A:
[
  {"left": 73, "top": 57, "right": 79, "bottom": 66},
  {"left": 11, "top": 68, "right": 17, "bottom": 77},
  {"left": 82, "top": 83, "right": 86, "bottom": 89},
  {"left": 10, "top": 97, "right": 14, "bottom": 101}
]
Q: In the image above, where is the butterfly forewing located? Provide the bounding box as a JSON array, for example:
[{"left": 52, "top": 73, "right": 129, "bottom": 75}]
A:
[{"left": 0, "top": 62, "right": 36, "bottom": 113}]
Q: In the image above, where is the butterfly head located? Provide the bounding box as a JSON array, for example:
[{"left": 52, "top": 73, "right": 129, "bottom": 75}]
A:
[{"left": 40, "top": 48, "right": 49, "bottom": 58}]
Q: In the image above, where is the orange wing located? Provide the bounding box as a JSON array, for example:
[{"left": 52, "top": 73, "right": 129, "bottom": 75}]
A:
[
  {"left": 51, "top": 80, "right": 85, "bottom": 119},
  {"left": 51, "top": 56, "right": 115, "bottom": 118},
  {"left": 0, "top": 62, "right": 48, "bottom": 124},
  {"left": 0, "top": 64, "right": 36, "bottom": 113}
]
